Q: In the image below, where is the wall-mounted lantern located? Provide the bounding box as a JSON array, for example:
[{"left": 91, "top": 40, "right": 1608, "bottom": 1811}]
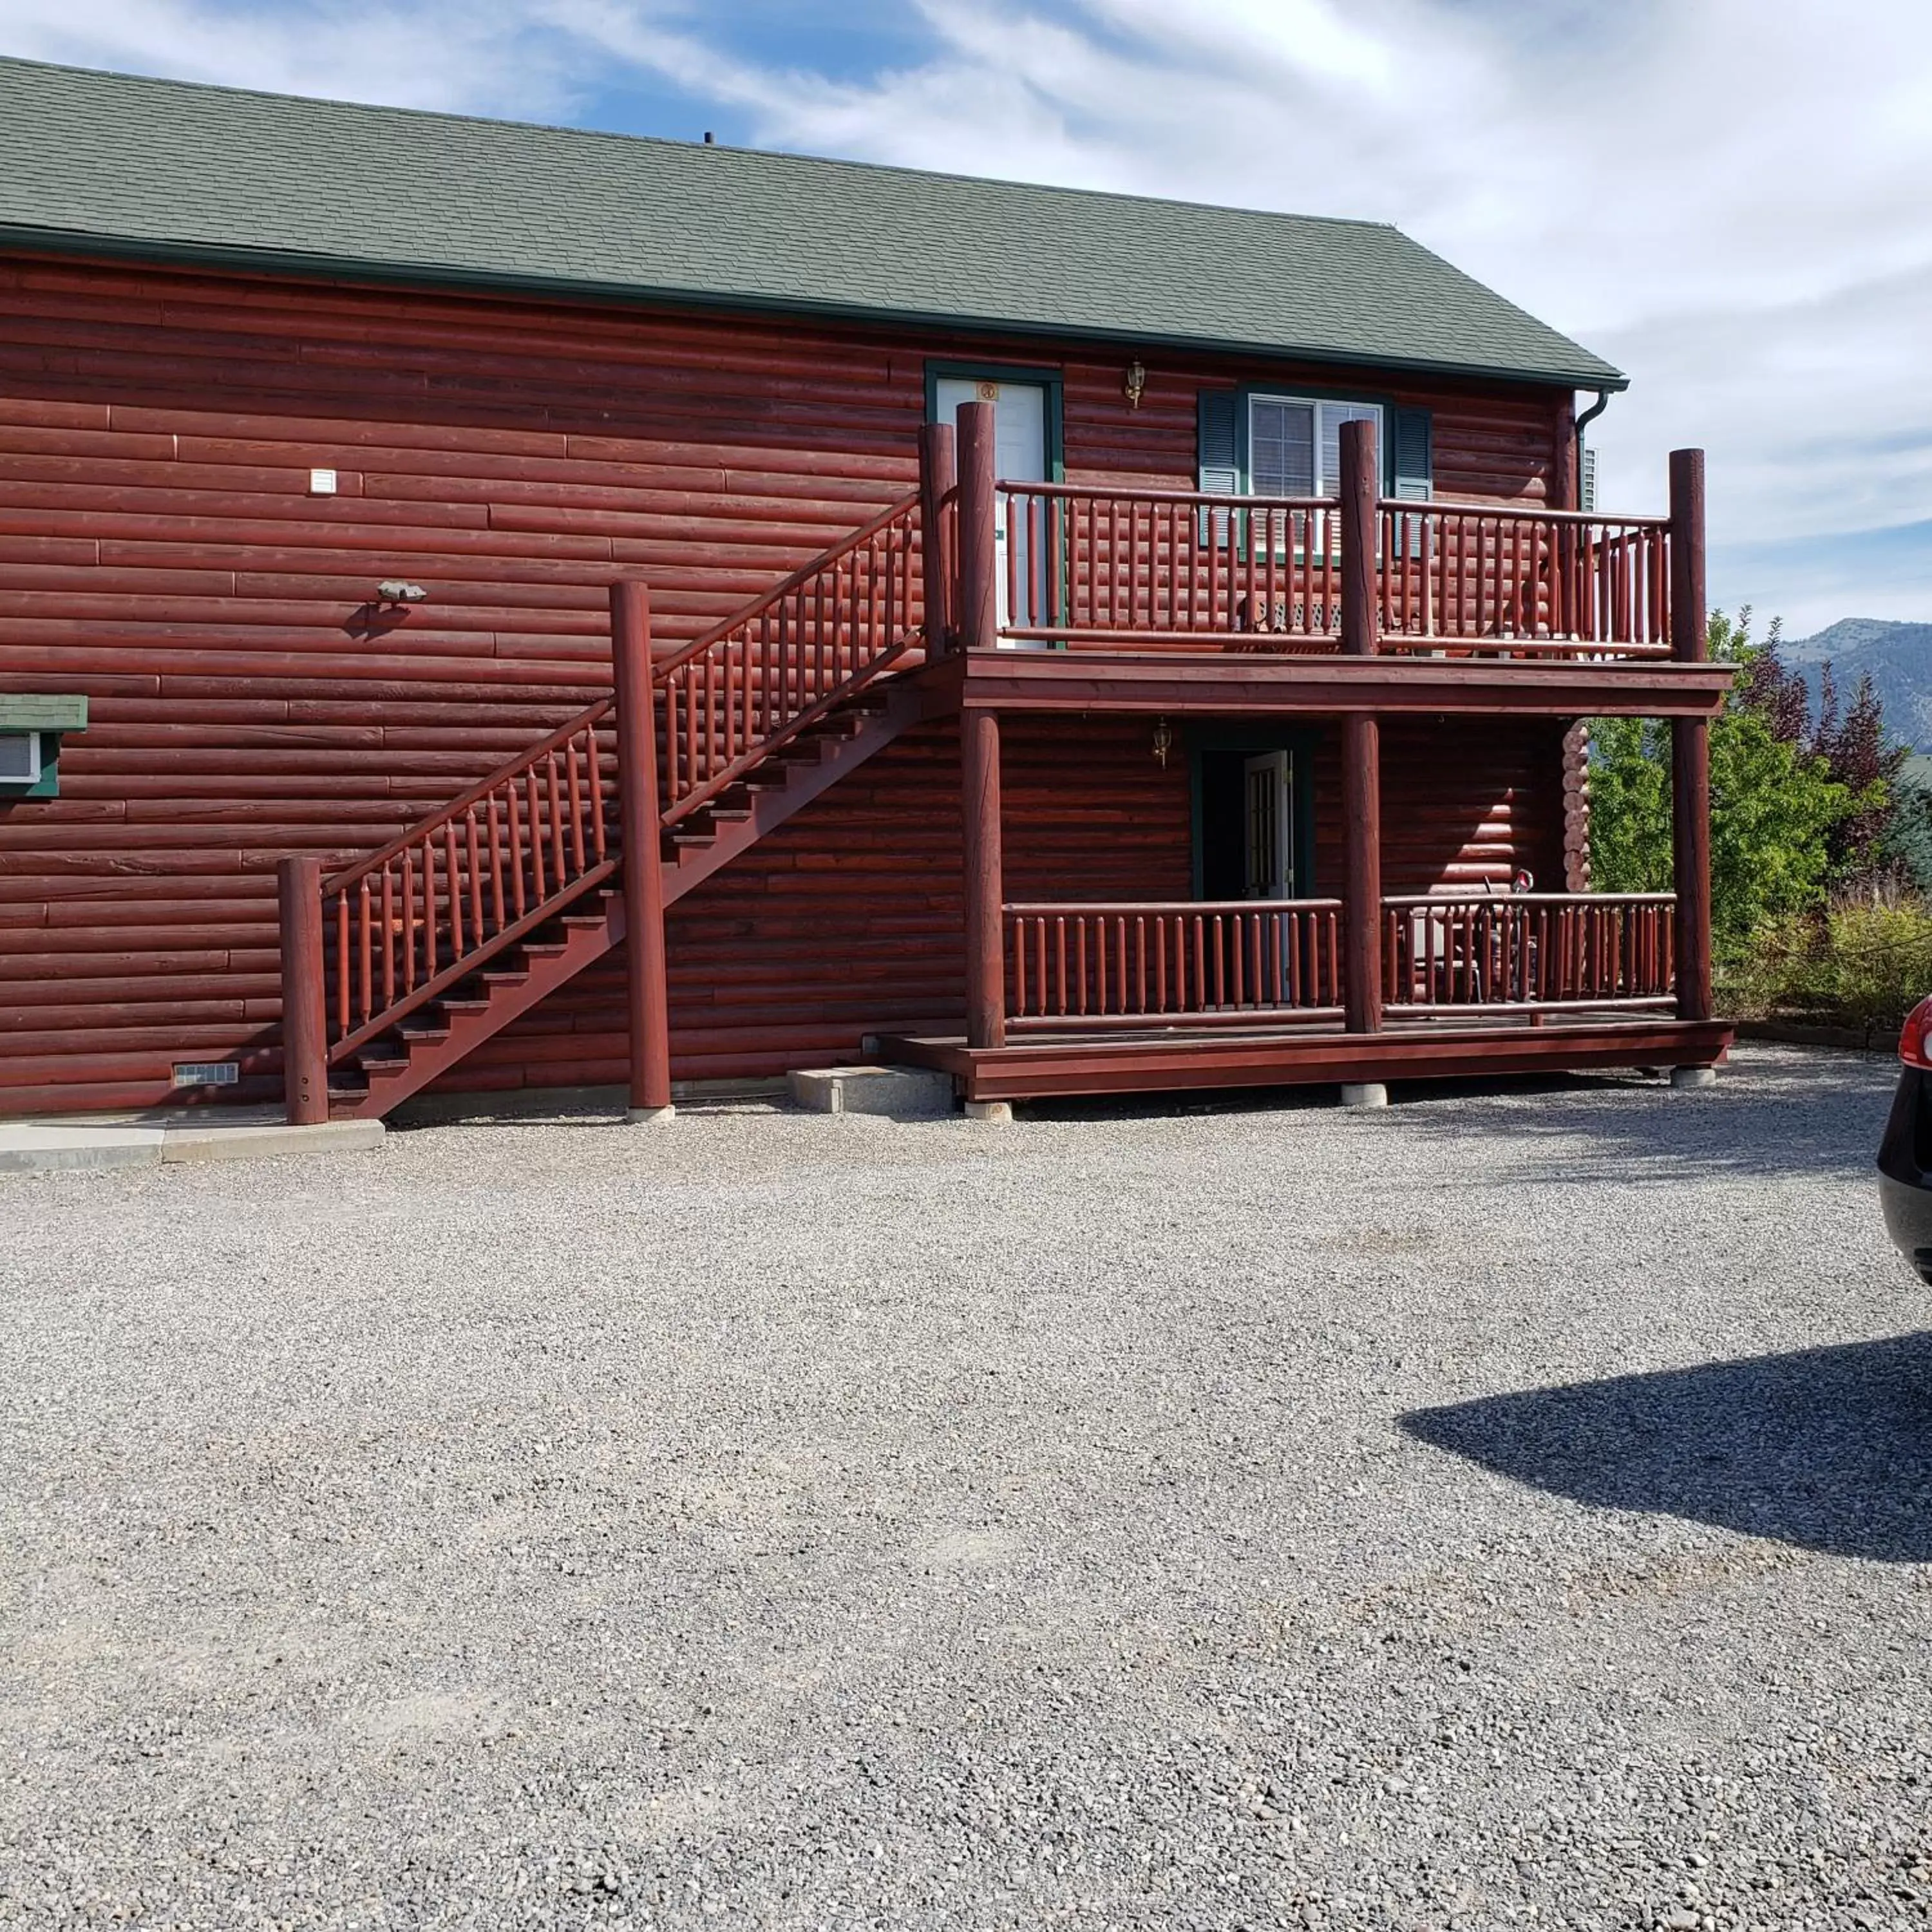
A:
[
  {"left": 1151, "top": 716, "right": 1173, "bottom": 768},
  {"left": 1124, "top": 359, "right": 1147, "bottom": 411}
]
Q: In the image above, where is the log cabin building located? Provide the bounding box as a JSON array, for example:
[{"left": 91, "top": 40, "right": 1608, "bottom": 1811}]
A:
[{"left": 0, "top": 57, "right": 1732, "bottom": 1121}]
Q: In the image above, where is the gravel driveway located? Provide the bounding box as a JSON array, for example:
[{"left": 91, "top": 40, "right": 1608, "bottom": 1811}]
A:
[{"left": 5, "top": 1045, "right": 1929, "bottom": 1931}]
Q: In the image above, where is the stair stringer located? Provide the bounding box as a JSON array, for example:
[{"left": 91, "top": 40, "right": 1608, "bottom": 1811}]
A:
[
  {"left": 334, "top": 675, "right": 938, "bottom": 1118},
  {"left": 658, "top": 676, "right": 933, "bottom": 905}
]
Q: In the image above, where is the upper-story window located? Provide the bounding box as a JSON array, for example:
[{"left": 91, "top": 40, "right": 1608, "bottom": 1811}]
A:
[{"left": 1247, "top": 395, "right": 1384, "bottom": 498}]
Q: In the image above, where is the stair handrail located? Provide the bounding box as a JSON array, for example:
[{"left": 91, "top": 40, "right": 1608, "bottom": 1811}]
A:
[
  {"left": 316, "top": 698, "right": 619, "bottom": 1064},
  {"left": 653, "top": 489, "right": 926, "bottom": 826},
  {"left": 281, "top": 482, "right": 938, "bottom": 1117},
  {"left": 325, "top": 695, "right": 613, "bottom": 896},
  {"left": 652, "top": 489, "right": 920, "bottom": 679}
]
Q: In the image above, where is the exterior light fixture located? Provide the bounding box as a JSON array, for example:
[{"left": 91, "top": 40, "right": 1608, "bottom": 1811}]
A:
[
  {"left": 1124, "top": 359, "right": 1147, "bottom": 410},
  {"left": 376, "top": 581, "right": 428, "bottom": 604},
  {"left": 1151, "top": 716, "right": 1173, "bottom": 768}
]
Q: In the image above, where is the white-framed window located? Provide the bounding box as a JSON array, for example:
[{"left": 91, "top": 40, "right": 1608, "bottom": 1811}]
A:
[
  {"left": 1247, "top": 395, "right": 1383, "bottom": 498},
  {"left": 0, "top": 732, "right": 43, "bottom": 785}
]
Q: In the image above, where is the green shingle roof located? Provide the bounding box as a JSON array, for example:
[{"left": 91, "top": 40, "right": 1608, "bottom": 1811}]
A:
[{"left": 0, "top": 56, "right": 1625, "bottom": 391}]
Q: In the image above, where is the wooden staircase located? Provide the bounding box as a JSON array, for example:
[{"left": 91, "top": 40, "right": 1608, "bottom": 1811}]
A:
[{"left": 277, "top": 487, "right": 945, "bottom": 1122}]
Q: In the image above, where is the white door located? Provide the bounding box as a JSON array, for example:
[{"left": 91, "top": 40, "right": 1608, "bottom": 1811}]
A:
[
  {"left": 935, "top": 377, "right": 1049, "bottom": 642},
  {"left": 1243, "top": 751, "right": 1294, "bottom": 899}
]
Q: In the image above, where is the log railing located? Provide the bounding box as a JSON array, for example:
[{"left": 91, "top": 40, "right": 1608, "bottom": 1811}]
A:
[
  {"left": 1005, "top": 900, "right": 1345, "bottom": 1030},
  {"left": 1383, "top": 892, "right": 1676, "bottom": 1013},
  {"left": 1377, "top": 504, "right": 1672, "bottom": 655},
  {"left": 655, "top": 489, "right": 925, "bottom": 826},
  {"left": 987, "top": 482, "right": 1674, "bottom": 659},
  {"left": 998, "top": 483, "right": 1344, "bottom": 647},
  {"left": 316, "top": 703, "right": 617, "bottom": 1063}
]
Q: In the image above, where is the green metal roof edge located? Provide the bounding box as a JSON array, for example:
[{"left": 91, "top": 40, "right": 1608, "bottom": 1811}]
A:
[{"left": 0, "top": 221, "right": 1629, "bottom": 394}]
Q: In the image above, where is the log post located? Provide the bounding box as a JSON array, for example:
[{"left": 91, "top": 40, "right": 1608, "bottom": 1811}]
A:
[
  {"left": 278, "top": 854, "right": 328, "bottom": 1126},
  {"left": 919, "top": 420, "right": 957, "bottom": 656},
  {"left": 961, "top": 706, "right": 1005, "bottom": 1050},
  {"left": 1552, "top": 398, "right": 1579, "bottom": 512},
  {"left": 1339, "top": 417, "right": 1379, "bottom": 660},
  {"left": 611, "top": 579, "right": 674, "bottom": 1121},
  {"left": 1338, "top": 417, "right": 1384, "bottom": 1042},
  {"left": 1341, "top": 716, "right": 1383, "bottom": 1037},
  {"left": 1669, "top": 448, "right": 1713, "bottom": 1026},
  {"left": 956, "top": 399, "right": 999, "bottom": 654}
]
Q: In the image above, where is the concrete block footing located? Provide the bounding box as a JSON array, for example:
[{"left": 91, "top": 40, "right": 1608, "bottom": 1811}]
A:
[
  {"left": 626, "top": 1104, "right": 677, "bottom": 1125},
  {"left": 162, "top": 1120, "right": 383, "bottom": 1162},
  {"left": 963, "top": 1099, "right": 1015, "bottom": 1124},
  {"left": 0, "top": 1117, "right": 382, "bottom": 1175},
  {"left": 788, "top": 1066, "right": 954, "bottom": 1118},
  {"left": 1670, "top": 1065, "right": 1718, "bottom": 1090},
  {"left": 1341, "top": 1083, "right": 1390, "bottom": 1110}
]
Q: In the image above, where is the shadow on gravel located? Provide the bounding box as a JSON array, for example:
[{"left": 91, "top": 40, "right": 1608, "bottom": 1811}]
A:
[
  {"left": 1403, "top": 1331, "right": 1932, "bottom": 1560},
  {"left": 1390, "top": 1048, "right": 1894, "bottom": 1183}
]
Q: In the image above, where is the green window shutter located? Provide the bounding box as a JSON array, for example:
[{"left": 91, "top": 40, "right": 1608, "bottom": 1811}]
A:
[
  {"left": 1392, "top": 406, "right": 1433, "bottom": 501},
  {"left": 1198, "top": 388, "right": 1241, "bottom": 495},
  {"left": 1198, "top": 388, "right": 1241, "bottom": 547}
]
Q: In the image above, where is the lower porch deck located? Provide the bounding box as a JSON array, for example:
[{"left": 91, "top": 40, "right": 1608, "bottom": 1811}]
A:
[{"left": 879, "top": 1012, "right": 1735, "bottom": 1104}]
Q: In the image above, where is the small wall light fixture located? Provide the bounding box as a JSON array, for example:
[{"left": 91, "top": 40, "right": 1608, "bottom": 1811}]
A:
[
  {"left": 376, "top": 580, "right": 429, "bottom": 605},
  {"left": 1151, "top": 715, "right": 1173, "bottom": 768},
  {"left": 1124, "top": 358, "right": 1147, "bottom": 411}
]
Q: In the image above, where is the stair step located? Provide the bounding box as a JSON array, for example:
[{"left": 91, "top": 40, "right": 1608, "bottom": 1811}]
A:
[
  {"left": 357, "top": 1053, "right": 410, "bottom": 1075},
  {"left": 438, "top": 996, "right": 492, "bottom": 1014}
]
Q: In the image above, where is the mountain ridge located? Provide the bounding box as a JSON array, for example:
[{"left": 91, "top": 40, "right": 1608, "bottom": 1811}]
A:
[{"left": 1774, "top": 618, "right": 1932, "bottom": 749}]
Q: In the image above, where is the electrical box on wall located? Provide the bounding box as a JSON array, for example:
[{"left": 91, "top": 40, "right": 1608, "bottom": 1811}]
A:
[{"left": 0, "top": 694, "right": 88, "bottom": 799}]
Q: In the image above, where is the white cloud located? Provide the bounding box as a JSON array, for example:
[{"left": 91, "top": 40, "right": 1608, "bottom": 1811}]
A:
[
  {"left": 0, "top": 0, "right": 571, "bottom": 115},
  {"left": 3, "top": 0, "right": 1928, "bottom": 625}
]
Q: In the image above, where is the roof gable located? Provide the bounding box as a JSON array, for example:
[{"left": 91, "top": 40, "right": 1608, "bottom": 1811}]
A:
[{"left": 0, "top": 57, "right": 1625, "bottom": 391}]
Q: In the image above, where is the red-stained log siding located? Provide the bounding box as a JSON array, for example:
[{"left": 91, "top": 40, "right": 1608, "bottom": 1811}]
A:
[{"left": 0, "top": 253, "right": 1574, "bottom": 1112}]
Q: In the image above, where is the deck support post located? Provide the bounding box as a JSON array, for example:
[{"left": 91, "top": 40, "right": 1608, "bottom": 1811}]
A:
[
  {"left": 278, "top": 854, "right": 328, "bottom": 1126},
  {"left": 611, "top": 579, "right": 675, "bottom": 1121},
  {"left": 956, "top": 400, "right": 999, "bottom": 654},
  {"left": 962, "top": 706, "right": 1006, "bottom": 1050},
  {"left": 1669, "top": 448, "right": 1713, "bottom": 1028},
  {"left": 919, "top": 421, "right": 957, "bottom": 656},
  {"left": 1339, "top": 419, "right": 1384, "bottom": 1035},
  {"left": 1341, "top": 717, "right": 1384, "bottom": 1035}
]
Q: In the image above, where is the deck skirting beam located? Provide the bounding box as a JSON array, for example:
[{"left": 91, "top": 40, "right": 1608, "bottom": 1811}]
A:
[{"left": 878, "top": 1019, "right": 1735, "bottom": 1104}]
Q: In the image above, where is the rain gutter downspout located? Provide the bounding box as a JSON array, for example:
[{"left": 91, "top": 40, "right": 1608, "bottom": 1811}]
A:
[{"left": 1574, "top": 388, "right": 1612, "bottom": 507}]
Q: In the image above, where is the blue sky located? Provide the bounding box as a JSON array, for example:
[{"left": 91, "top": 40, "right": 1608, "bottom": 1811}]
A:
[{"left": 4, "top": 0, "right": 1929, "bottom": 638}]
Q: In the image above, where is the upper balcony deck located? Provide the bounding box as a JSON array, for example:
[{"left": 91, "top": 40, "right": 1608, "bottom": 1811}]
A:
[{"left": 923, "top": 419, "right": 1733, "bottom": 719}]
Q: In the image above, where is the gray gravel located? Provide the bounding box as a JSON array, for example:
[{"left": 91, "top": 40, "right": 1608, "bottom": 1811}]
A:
[{"left": 4, "top": 1044, "right": 1929, "bottom": 1931}]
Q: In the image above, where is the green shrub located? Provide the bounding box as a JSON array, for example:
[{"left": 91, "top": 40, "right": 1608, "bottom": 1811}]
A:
[{"left": 1721, "top": 889, "right": 1932, "bottom": 1031}]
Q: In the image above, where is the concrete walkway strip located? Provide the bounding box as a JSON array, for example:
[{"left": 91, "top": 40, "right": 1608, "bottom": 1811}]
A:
[{"left": 0, "top": 1117, "right": 382, "bottom": 1175}]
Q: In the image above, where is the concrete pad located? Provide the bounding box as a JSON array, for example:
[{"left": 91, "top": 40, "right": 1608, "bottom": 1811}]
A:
[
  {"left": 0, "top": 1123, "right": 164, "bottom": 1174},
  {"left": 1340, "top": 1083, "right": 1390, "bottom": 1110},
  {"left": 788, "top": 1065, "right": 954, "bottom": 1118},
  {"left": 159, "top": 1119, "right": 384, "bottom": 1162},
  {"left": 626, "top": 1104, "right": 677, "bottom": 1126},
  {"left": 1671, "top": 1065, "right": 1719, "bottom": 1090},
  {"left": 963, "top": 1099, "right": 1014, "bottom": 1124}
]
